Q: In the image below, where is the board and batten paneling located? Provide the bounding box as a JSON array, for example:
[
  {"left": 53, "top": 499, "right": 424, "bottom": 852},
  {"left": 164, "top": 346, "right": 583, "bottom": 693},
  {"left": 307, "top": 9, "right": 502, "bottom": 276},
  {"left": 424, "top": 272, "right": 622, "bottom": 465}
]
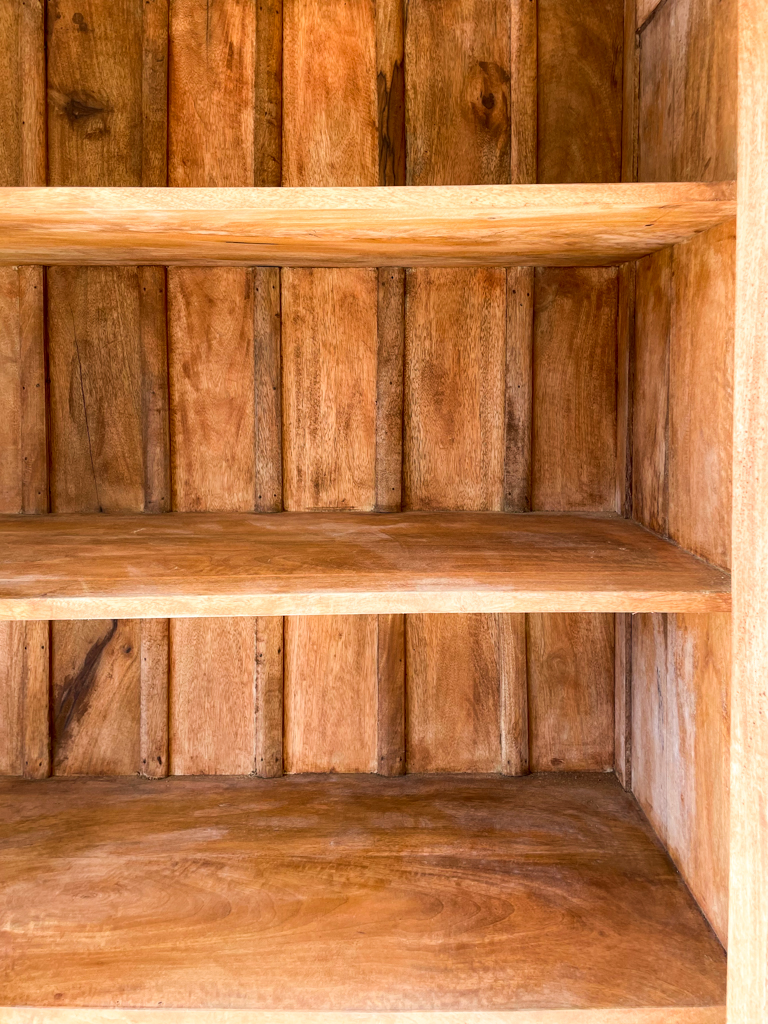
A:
[{"left": 45, "top": 0, "right": 169, "bottom": 777}]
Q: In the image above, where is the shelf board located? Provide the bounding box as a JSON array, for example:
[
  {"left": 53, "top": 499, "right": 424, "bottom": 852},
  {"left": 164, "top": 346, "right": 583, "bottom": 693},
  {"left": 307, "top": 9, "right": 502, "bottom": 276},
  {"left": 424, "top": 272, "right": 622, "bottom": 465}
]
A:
[
  {"left": 0, "top": 511, "right": 730, "bottom": 619},
  {"left": 0, "top": 773, "right": 726, "bottom": 1021},
  {"left": 0, "top": 182, "right": 735, "bottom": 267}
]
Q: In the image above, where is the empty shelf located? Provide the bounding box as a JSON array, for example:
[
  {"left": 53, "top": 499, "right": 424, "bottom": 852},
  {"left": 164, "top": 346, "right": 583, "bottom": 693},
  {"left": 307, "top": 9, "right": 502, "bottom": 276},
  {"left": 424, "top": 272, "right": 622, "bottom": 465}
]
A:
[
  {"left": 0, "top": 773, "right": 727, "bottom": 1020},
  {"left": 0, "top": 511, "right": 730, "bottom": 619},
  {"left": 0, "top": 182, "right": 735, "bottom": 267}
]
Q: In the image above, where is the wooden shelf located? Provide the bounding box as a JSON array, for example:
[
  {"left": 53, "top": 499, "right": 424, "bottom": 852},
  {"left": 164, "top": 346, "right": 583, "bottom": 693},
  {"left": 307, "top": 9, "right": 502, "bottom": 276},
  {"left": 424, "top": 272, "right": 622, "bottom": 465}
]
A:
[
  {"left": 0, "top": 182, "right": 735, "bottom": 267},
  {"left": 0, "top": 512, "right": 730, "bottom": 620},
  {"left": 0, "top": 773, "right": 726, "bottom": 1021}
]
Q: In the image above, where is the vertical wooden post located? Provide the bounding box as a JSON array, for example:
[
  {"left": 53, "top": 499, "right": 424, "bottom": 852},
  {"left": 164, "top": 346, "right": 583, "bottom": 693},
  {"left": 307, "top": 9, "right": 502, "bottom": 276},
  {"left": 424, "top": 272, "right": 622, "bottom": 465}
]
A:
[{"left": 728, "top": 0, "right": 768, "bottom": 1016}]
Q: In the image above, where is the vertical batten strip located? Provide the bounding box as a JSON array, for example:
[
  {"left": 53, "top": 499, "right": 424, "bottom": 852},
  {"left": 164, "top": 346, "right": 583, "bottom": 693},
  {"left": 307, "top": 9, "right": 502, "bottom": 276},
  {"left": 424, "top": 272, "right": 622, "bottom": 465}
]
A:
[
  {"left": 255, "top": 616, "right": 284, "bottom": 778},
  {"left": 140, "top": 618, "right": 169, "bottom": 778}
]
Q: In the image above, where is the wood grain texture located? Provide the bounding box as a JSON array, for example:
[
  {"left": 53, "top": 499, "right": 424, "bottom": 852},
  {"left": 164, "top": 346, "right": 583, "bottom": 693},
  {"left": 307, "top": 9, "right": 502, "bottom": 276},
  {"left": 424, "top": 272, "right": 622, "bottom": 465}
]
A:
[
  {"left": 281, "top": 268, "right": 378, "bottom": 512},
  {"left": 616, "top": 262, "right": 635, "bottom": 516},
  {"left": 283, "top": 616, "right": 378, "bottom": 774},
  {"left": 0, "top": 621, "right": 49, "bottom": 779},
  {"left": 281, "top": 0, "right": 380, "bottom": 775},
  {"left": 254, "top": 615, "right": 283, "bottom": 778},
  {"left": 140, "top": 618, "right": 168, "bottom": 778},
  {"left": 638, "top": 0, "right": 737, "bottom": 183},
  {"left": 668, "top": 222, "right": 735, "bottom": 570},
  {"left": 46, "top": 0, "right": 169, "bottom": 778},
  {"left": 622, "top": 0, "right": 639, "bottom": 184},
  {"left": 51, "top": 618, "right": 141, "bottom": 777},
  {"left": 167, "top": 0, "right": 278, "bottom": 777},
  {"left": 532, "top": 268, "right": 618, "bottom": 512},
  {"left": 375, "top": 268, "right": 405, "bottom": 512},
  {"left": 505, "top": 267, "right": 534, "bottom": 512},
  {"left": 636, "top": 0, "right": 665, "bottom": 31},
  {"left": 0, "top": 512, "right": 731, "bottom": 620},
  {"left": 376, "top": 613, "right": 405, "bottom": 776},
  {"left": 537, "top": 0, "right": 624, "bottom": 184},
  {"left": 614, "top": 613, "right": 632, "bottom": 789},
  {"left": 254, "top": 267, "right": 282, "bottom": 514},
  {"left": 631, "top": 614, "right": 731, "bottom": 946},
  {"left": 0, "top": 182, "right": 738, "bottom": 266},
  {"left": 0, "top": 1010, "right": 730, "bottom": 1024},
  {"left": 404, "top": 268, "right": 506, "bottom": 511},
  {"left": 728, "top": 0, "right": 768, "bottom": 1012},
  {"left": 633, "top": 248, "right": 671, "bottom": 535},
  {"left": 0, "top": 773, "right": 727, "bottom": 1012},
  {"left": 528, "top": 614, "right": 615, "bottom": 772},
  {"left": 510, "top": 0, "right": 537, "bottom": 183},
  {"left": 377, "top": 0, "right": 405, "bottom": 188},
  {"left": 404, "top": 0, "right": 513, "bottom": 776},
  {"left": 499, "top": 613, "right": 529, "bottom": 775},
  {"left": 254, "top": 0, "right": 282, "bottom": 189}
]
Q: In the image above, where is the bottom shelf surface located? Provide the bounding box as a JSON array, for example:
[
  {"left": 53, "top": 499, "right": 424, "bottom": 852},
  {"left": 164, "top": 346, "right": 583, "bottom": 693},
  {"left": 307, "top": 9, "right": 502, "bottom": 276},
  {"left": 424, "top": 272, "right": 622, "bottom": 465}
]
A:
[{"left": 0, "top": 773, "right": 725, "bottom": 1022}]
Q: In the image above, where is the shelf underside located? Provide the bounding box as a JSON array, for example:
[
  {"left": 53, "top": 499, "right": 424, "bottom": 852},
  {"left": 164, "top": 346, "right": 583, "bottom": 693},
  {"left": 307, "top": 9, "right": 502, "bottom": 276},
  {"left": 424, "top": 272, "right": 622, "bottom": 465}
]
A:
[
  {"left": 0, "top": 512, "right": 730, "bottom": 619},
  {"left": 0, "top": 182, "right": 735, "bottom": 267},
  {"left": 0, "top": 773, "right": 726, "bottom": 1021}
]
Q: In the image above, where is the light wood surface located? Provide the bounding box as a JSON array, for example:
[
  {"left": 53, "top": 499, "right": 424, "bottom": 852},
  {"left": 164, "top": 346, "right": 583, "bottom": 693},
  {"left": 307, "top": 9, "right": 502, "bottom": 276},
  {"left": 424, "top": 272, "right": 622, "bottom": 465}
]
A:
[
  {"left": 0, "top": 773, "right": 726, "bottom": 1012},
  {"left": 0, "top": 182, "right": 735, "bottom": 267},
  {"left": 728, "top": 0, "right": 768, "bottom": 1016},
  {"left": 0, "top": 1010, "right": 730, "bottom": 1024},
  {"left": 281, "top": 0, "right": 381, "bottom": 777},
  {"left": 0, "top": 512, "right": 730, "bottom": 621}
]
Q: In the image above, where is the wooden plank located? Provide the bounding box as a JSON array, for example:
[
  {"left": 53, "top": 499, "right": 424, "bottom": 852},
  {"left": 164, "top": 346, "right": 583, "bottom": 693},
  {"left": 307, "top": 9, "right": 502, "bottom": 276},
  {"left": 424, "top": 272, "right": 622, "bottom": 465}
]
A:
[
  {"left": 727, "top": 0, "right": 768, "bottom": 1012},
  {"left": 632, "top": 613, "right": 668, "bottom": 841},
  {"left": 633, "top": 248, "right": 671, "bottom": 535},
  {"left": 281, "top": 0, "right": 379, "bottom": 775},
  {"left": 0, "top": 1008, "right": 730, "bottom": 1024},
  {"left": 622, "top": 0, "right": 639, "bottom": 184},
  {"left": 614, "top": 612, "right": 632, "bottom": 789},
  {"left": 669, "top": 221, "right": 735, "bottom": 570},
  {"left": 139, "top": 618, "right": 168, "bottom": 779},
  {"left": 505, "top": 267, "right": 534, "bottom": 512},
  {"left": 283, "top": 615, "right": 378, "bottom": 774},
  {"left": 376, "top": 0, "right": 405, "bottom": 188},
  {"left": 537, "top": 0, "right": 624, "bottom": 184},
  {"left": 528, "top": 614, "right": 615, "bottom": 772},
  {"left": 376, "top": 613, "right": 405, "bottom": 776},
  {"left": 616, "top": 262, "right": 635, "bottom": 517},
  {"left": 499, "top": 612, "right": 529, "bottom": 776},
  {"left": 0, "top": 1, "right": 47, "bottom": 780},
  {"left": 46, "top": 0, "right": 168, "bottom": 778},
  {"left": 375, "top": 267, "right": 405, "bottom": 512},
  {"left": 638, "top": 0, "right": 737, "bottom": 183},
  {"left": 532, "top": 267, "right": 619, "bottom": 511},
  {"left": 0, "top": 512, "right": 731, "bottom": 620},
  {"left": 510, "top": 0, "right": 537, "bottom": 184},
  {"left": 404, "top": 267, "right": 506, "bottom": 510},
  {"left": 0, "top": 182, "right": 739, "bottom": 267},
  {"left": 167, "top": 0, "right": 272, "bottom": 777},
  {"left": 0, "top": 773, "right": 726, "bottom": 1012},
  {"left": 254, "top": 0, "right": 282, "bottom": 189},
  {"left": 636, "top": 0, "right": 666, "bottom": 31},
  {"left": 281, "top": 268, "right": 377, "bottom": 512},
  {"left": 665, "top": 613, "right": 731, "bottom": 947},
  {"left": 404, "top": 0, "right": 513, "bottom": 776},
  {"left": 254, "top": 616, "right": 283, "bottom": 779},
  {"left": 254, "top": 267, "right": 282, "bottom": 514}
]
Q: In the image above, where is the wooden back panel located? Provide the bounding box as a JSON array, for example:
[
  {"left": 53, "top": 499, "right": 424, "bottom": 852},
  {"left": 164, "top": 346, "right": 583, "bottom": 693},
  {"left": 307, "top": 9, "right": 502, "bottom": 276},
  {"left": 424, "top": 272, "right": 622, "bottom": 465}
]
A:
[
  {"left": 630, "top": 0, "right": 736, "bottom": 946},
  {"left": 0, "top": 0, "right": 626, "bottom": 783}
]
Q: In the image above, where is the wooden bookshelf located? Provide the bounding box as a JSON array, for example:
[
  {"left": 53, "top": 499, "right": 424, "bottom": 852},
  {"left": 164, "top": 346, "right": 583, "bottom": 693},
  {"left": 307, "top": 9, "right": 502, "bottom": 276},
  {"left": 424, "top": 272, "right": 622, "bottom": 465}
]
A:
[
  {"left": 0, "top": 511, "right": 730, "bottom": 619},
  {"left": 0, "top": 182, "right": 735, "bottom": 267}
]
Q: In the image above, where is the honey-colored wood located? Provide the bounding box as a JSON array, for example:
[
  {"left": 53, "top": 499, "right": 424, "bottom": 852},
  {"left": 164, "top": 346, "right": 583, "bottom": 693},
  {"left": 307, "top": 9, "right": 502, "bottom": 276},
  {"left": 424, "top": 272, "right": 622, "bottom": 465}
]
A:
[
  {"left": 638, "top": 0, "right": 737, "bottom": 183},
  {"left": 636, "top": 0, "right": 666, "bottom": 31},
  {"left": 167, "top": 0, "right": 272, "bottom": 777},
  {"left": 528, "top": 614, "right": 615, "bottom": 772},
  {"left": 404, "top": 0, "right": 518, "bottom": 776},
  {"left": 46, "top": 0, "right": 169, "bottom": 778},
  {"left": 0, "top": 182, "right": 737, "bottom": 266},
  {"left": 0, "top": 1010, "right": 730, "bottom": 1024},
  {"left": 0, "top": 773, "right": 726, "bottom": 1013},
  {"left": 668, "top": 221, "right": 735, "bottom": 570},
  {"left": 537, "top": 0, "right": 623, "bottom": 184},
  {"left": 728, "top": 0, "right": 768, "bottom": 1013},
  {"left": 139, "top": 618, "right": 168, "bottom": 779},
  {"left": 254, "top": 616, "right": 284, "bottom": 778},
  {"left": 281, "top": 0, "right": 380, "bottom": 776},
  {"left": 376, "top": 613, "right": 405, "bottom": 776},
  {"left": 614, "top": 612, "right": 633, "bottom": 789},
  {"left": 504, "top": 267, "right": 534, "bottom": 512},
  {"left": 0, "top": 511, "right": 731, "bottom": 621}
]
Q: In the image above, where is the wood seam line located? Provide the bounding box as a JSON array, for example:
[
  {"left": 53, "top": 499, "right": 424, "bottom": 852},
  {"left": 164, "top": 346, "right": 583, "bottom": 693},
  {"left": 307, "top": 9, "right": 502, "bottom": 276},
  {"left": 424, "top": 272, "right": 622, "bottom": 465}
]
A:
[{"left": 637, "top": 0, "right": 672, "bottom": 36}]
